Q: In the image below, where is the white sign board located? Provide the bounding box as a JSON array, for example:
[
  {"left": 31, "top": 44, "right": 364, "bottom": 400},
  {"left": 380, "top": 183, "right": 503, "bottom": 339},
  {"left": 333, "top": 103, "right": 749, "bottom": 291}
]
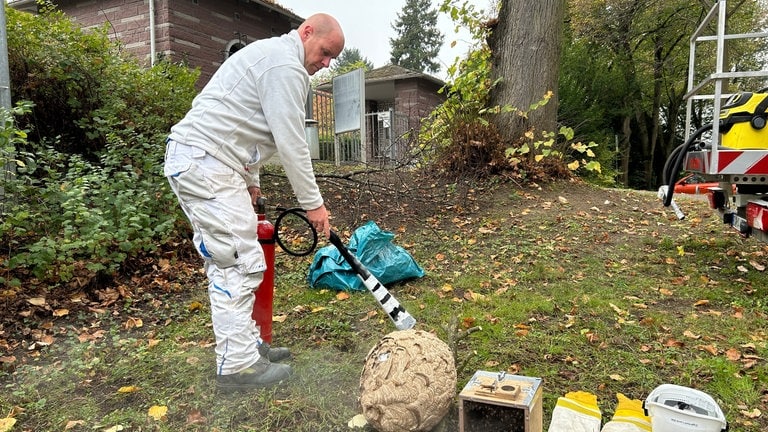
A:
[{"left": 332, "top": 68, "right": 365, "bottom": 134}]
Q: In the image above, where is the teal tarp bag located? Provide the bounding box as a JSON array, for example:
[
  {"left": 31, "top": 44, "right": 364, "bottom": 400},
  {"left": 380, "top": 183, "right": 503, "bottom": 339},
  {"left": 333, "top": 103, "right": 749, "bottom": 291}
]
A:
[{"left": 307, "top": 221, "right": 425, "bottom": 291}]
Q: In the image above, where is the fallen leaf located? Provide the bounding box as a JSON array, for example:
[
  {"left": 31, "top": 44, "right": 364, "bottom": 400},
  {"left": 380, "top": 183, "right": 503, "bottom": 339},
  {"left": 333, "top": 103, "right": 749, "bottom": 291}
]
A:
[
  {"left": 0, "top": 418, "right": 16, "bottom": 432},
  {"left": 103, "top": 426, "right": 124, "bottom": 432},
  {"left": 186, "top": 410, "right": 207, "bottom": 425},
  {"left": 188, "top": 301, "right": 203, "bottom": 312},
  {"left": 124, "top": 317, "right": 143, "bottom": 329},
  {"left": 693, "top": 299, "right": 710, "bottom": 307},
  {"left": 53, "top": 309, "right": 69, "bottom": 317},
  {"left": 359, "top": 310, "right": 377, "bottom": 322},
  {"left": 659, "top": 288, "right": 673, "bottom": 296},
  {"left": 683, "top": 330, "right": 701, "bottom": 339},
  {"left": 749, "top": 261, "right": 765, "bottom": 271},
  {"left": 27, "top": 297, "right": 46, "bottom": 306},
  {"left": 336, "top": 291, "right": 350, "bottom": 301},
  {"left": 738, "top": 265, "right": 749, "bottom": 273},
  {"left": 698, "top": 344, "right": 718, "bottom": 356},
  {"left": 741, "top": 408, "right": 762, "bottom": 419},
  {"left": 464, "top": 290, "right": 486, "bottom": 302},
  {"left": 609, "top": 303, "right": 626, "bottom": 316},
  {"left": 725, "top": 348, "right": 741, "bottom": 361},
  {"left": 118, "top": 386, "right": 140, "bottom": 393},
  {"left": 609, "top": 374, "right": 625, "bottom": 381},
  {"left": 64, "top": 420, "right": 85, "bottom": 430},
  {"left": 272, "top": 314, "right": 287, "bottom": 323},
  {"left": 664, "top": 338, "right": 684, "bottom": 348},
  {"left": 348, "top": 414, "right": 368, "bottom": 428},
  {"left": 148, "top": 405, "right": 168, "bottom": 421}
]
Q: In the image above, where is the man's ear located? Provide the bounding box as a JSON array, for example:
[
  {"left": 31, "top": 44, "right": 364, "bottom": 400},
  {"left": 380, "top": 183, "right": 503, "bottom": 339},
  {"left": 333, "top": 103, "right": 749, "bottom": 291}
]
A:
[{"left": 300, "top": 25, "right": 313, "bottom": 41}]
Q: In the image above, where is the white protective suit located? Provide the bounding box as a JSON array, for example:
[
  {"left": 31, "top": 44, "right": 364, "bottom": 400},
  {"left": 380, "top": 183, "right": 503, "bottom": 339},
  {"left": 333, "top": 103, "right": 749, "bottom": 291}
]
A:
[{"left": 164, "top": 29, "right": 322, "bottom": 376}]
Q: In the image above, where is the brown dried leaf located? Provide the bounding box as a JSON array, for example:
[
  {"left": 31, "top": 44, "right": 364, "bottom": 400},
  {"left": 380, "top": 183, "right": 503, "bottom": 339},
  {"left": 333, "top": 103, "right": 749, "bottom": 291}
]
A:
[
  {"left": 64, "top": 420, "right": 85, "bottom": 430},
  {"left": 27, "top": 297, "right": 46, "bottom": 306},
  {"left": 725, "top": 348, "right": 741, "bottom": 361},
  {"left": 683, "top": 330, "right": 701, "bottom": 339},
  {"left": 186, "top": 410, "right": 207, "bottom": 425},
  {"left": 740, "top": 408, "right": 762, "bottom": 419}
]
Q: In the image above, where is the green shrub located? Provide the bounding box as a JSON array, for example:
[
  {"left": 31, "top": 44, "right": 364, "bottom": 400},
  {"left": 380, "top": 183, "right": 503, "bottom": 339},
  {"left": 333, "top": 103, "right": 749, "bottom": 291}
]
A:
[{"left": 1, "top": 4, "right": 199, "bottom": 288}]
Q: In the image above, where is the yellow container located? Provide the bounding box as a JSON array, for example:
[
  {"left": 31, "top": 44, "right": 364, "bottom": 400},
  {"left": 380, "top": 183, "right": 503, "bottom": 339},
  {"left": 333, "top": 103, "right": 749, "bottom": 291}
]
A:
[{"left": 719, "top": 92, "right": 768, "bottom": 149}]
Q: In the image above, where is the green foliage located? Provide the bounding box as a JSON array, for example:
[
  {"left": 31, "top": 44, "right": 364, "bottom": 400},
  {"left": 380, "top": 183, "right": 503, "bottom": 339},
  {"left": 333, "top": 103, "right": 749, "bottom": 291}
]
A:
[
  {"left": 422, "top": 1, "right": 601, "bottom": 181},
  {"left": 7, "top": 5, "right": 199, "bottom": 157},
  {"left": 506, "top": 125, "right": 602, "bottom": 176},
  {"left": 1, "top": 5, "right": 199, "bottom": 288},
  {"left": 563, "top": 0, "right": 766, "bottom": 189},
  {"left": 2, "top": 133, "right": 178, "bottom": 285},
  {"left": 8, "top": 4, "right": 118, "bottom": 153},
  {"left": 0, "top": 101, "right": 34, "bottom": 185},
  {"left": 390, "top": 0, "right": 444, "bottom": 73},
  {"left": 331, "top": 47, "right": 374, "bottom": 75}
]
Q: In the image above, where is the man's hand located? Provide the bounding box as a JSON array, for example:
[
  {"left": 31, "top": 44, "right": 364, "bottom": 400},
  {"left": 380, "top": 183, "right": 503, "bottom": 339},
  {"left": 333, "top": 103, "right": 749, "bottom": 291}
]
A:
[
  {"left": 306, "top": 204, "right": 330, "bottom": 239},
  {"left": 248, "top": 186, "right": 262, "bottom": 208}
]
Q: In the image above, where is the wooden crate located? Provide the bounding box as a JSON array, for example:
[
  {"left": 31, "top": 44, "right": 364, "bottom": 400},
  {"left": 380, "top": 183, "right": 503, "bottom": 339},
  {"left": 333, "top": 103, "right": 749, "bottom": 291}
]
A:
[{"left": 458, "top": 371, "right": 543, "bottom": 432}]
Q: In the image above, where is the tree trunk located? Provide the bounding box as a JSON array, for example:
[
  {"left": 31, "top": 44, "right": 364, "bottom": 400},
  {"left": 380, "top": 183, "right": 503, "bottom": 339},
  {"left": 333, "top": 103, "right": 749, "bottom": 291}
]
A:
[
  {"left": 621, "top": 116, "right": 632, "bottom": 187},
  {"left": 487, "top": 0, "right": 565, "bottom": 143}
]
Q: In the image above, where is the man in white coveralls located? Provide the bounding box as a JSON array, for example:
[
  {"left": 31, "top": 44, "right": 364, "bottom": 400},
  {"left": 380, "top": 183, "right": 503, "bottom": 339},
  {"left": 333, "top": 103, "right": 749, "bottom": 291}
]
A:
[{"left": 164, "top": 13, "right": 344, "bottom": 392}]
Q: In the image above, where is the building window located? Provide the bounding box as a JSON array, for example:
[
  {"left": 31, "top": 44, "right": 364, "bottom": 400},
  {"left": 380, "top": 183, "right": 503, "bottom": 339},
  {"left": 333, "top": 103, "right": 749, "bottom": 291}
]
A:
[{"left": 224, "top": 40, "right": 246, "bottom": 59}]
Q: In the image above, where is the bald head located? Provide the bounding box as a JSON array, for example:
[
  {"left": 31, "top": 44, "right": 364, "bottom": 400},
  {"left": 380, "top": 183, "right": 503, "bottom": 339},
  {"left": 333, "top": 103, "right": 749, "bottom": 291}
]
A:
[{"left": 298, "top": 13, "right": 345, "bottom": 75}]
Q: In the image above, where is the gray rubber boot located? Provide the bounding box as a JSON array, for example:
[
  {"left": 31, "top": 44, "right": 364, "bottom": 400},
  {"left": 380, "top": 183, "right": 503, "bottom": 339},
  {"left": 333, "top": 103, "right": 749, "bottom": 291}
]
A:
[{"left": 216, "top": 356, "right": 292, "bottom": 392}]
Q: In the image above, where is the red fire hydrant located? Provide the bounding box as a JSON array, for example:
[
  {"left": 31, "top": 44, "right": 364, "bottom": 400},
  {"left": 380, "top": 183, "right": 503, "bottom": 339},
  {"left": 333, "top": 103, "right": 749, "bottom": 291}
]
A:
[{"left": 252, "top": 197, "right": 275, "bottom": 343}]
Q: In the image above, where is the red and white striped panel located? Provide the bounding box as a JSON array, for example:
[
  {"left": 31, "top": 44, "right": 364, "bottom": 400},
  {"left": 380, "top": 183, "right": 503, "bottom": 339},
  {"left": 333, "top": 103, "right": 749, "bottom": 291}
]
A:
[{"left": 685, "top": 150, "right": 768, "bottom": 175}]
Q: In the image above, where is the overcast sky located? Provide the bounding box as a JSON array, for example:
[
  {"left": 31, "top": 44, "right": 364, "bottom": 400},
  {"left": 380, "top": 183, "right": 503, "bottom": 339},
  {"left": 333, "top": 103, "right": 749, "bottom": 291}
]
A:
[{"left": 278, "top": 0, "right": 492, "bottom": 80}]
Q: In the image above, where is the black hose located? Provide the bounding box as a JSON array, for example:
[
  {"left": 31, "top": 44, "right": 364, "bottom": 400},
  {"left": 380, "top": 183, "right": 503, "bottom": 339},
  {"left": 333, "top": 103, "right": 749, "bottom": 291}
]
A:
[
  {"left": 273, "top": 207, "right": 318, "bottom": 257},
  {"left": 663, "top": 123, "right": 714, "bottom": 207},
  {"left": 662, "top": 142, "right": 687, "bottom": 185}
]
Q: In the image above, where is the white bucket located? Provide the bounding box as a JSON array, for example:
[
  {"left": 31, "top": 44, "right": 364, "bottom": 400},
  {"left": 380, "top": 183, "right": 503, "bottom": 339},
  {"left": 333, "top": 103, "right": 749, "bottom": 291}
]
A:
[{"left": 643, "top": 384, "right": 727, "bottom": 432}]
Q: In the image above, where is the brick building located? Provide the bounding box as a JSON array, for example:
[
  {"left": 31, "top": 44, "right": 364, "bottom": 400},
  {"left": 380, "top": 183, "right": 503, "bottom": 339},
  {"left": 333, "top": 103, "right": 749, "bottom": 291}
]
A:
[
  {"left": 8, "top": 0, "right": 446, "bottom": 164},
  {"left": 9, "top": 0, "right": 303, "bottom": 87}
]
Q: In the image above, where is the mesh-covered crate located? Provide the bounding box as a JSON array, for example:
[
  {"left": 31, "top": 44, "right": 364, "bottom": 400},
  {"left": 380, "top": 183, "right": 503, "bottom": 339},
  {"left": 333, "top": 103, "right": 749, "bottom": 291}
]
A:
[{"left": 459, "top": 371, "right": 543, "bottom": 432}]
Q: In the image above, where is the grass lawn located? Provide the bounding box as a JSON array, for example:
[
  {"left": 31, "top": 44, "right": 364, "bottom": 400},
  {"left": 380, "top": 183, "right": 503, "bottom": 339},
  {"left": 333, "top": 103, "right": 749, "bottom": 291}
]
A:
[{"left": 2, "top": 178, "right": 768, "bottom": 431}]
